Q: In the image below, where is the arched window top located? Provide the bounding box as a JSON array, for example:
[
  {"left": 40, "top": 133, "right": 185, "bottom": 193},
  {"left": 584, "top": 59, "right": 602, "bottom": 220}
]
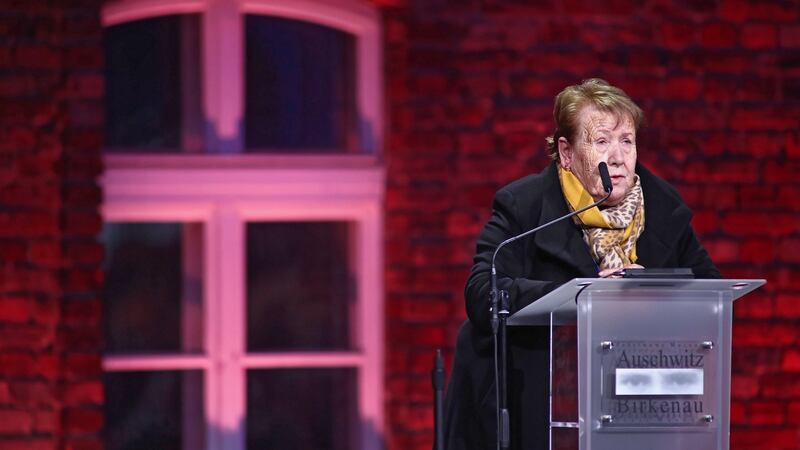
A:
[
  {"left": 102, "top": 0, "right": 383, "bottom": 155},
  {"left": 102, "top": 0, "right": 205, "bottom": 26},
  {"left": 102, "top": 0, "right": 383, "bottom": 156},
  {"left": 102, "top": 0, "right": 379, "bottom": 36}
]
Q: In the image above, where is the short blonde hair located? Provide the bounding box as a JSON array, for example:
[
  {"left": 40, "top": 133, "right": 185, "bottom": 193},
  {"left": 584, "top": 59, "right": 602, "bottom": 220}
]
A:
[{"left": 545, "top": 78, "right": 644, "bottom": 162}]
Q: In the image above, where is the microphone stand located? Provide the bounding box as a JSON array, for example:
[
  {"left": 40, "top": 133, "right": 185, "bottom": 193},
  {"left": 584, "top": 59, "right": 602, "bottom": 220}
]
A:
[
  {"left": 432, "top": 349, "right": 445, "bottom": 450},
  {"left": 490, "top": 163, "right": 613, "bottom": 450}
]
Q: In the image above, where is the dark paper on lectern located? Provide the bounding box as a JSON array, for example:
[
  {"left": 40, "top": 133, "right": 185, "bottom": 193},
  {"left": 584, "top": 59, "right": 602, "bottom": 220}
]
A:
[{"left": 622, "top": 268, "right": 693, "bottom": 279}]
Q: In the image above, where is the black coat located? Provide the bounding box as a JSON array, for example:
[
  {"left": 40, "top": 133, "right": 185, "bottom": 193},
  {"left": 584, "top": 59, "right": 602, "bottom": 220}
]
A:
[{"left": 444, "top": 162, "right": 721, "bottom": 450}]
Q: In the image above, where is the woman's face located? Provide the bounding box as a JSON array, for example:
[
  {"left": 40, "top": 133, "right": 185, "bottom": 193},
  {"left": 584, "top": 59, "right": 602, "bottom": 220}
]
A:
[{"left": 558, "top": 106, "right": 637, "bottom": 207}]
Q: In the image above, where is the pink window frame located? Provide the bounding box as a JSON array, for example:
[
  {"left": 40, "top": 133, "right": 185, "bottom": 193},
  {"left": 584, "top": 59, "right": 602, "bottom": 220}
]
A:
[{"left": 100, "top": 1, "right": 385, "bottom": 449}]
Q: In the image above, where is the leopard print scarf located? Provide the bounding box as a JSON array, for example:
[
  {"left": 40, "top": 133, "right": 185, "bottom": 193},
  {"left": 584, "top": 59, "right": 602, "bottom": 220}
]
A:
[{"left": 558, "top": 166, "right": 645, "bottom": 271}]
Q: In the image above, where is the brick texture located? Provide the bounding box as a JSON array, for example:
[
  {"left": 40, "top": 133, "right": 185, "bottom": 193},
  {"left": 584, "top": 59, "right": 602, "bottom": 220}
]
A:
[
  {"left": 0, "top": 1, "right": 104, "bottom": 449},
  {"left": 383, "top": 0, "right": 800, "bottom": 449}
]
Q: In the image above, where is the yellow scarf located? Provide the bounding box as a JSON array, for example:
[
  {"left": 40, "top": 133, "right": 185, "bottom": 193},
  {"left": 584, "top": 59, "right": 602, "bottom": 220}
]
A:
[{"left": 558, "top": 166, "right": 645, "bottom": 270}]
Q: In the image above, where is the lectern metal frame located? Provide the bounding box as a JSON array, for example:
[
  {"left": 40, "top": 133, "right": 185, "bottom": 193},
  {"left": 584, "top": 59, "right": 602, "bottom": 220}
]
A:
[{"left": 507, "top": 278, "right": 765, "bottom": 450}]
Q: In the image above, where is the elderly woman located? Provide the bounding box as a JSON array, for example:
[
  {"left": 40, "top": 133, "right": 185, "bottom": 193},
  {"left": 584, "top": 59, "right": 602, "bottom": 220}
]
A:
[{"left": 445, "top": 79, "right": 720, "bottom": 450}]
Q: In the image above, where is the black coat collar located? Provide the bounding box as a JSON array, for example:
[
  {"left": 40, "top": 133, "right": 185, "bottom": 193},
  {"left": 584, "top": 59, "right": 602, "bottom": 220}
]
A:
[
  {"left": 532, "top": 162, "right": 691, "bottom": 274},
  {"left": 533, "top": 164, "right": 598, "bottom": 277}
]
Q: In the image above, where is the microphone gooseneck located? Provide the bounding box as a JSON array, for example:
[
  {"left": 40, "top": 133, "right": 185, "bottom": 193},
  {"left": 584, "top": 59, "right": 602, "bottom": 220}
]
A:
[
  {"left": 490, "top": 163, "right": 614, "bottom": 281},
  {"left": 488, "top": 162, "right": 614, "bottom": 450}
]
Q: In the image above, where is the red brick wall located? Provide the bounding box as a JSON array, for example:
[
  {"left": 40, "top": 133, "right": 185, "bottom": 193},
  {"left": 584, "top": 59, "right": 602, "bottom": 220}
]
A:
[
  {"left": 383, "top": 1, "right": 800, "bottom": 449},
  {"left": 0, "top": 2, "right": 105, "bottom": 449}
]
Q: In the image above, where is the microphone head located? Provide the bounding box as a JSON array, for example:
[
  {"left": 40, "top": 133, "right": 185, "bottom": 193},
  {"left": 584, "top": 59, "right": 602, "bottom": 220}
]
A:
[{"left": 598, "top": 162, "right": 613, "bottom": 193}]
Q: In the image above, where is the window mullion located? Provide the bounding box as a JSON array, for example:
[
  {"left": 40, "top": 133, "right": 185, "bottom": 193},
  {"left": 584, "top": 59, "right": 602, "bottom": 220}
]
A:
[
  {"left": 204, "top": 209, "right": 221, "bottom": 450},
  {"left": 207, "top": 205, "right": 247, "bottom": 450},
  {"left": 203, "top": 0, "right": 244, "bottom": 153}
]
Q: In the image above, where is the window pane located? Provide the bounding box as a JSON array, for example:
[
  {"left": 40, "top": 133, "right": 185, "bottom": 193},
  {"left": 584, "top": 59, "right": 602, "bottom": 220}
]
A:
[
  {"left": 105, "top": 370, "right": 205, "bottom": 450},
  {"left": 246, "top": 222, "right": 353, "bottom": 351},
  {"left": 104, "top": 15, "right": 202, "bottom": 151},
  {"left": 247, "top": 368, "right": 357, "bottom": 449},
  {"left": 245, "top": 15, "right": 358, "bottom": 152},
  {"left": 101, "top": 223, "right": 204, "bottom": 353}
]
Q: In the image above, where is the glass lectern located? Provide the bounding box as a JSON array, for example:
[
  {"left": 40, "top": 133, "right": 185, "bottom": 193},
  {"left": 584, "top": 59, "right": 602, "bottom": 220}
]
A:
[{"left": 507, "top": 278, "right": 765, "bottom": 450}]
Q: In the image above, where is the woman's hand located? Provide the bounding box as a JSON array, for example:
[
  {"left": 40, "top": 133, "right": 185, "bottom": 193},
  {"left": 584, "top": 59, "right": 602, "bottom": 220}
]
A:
[{"left": 598, "top": 263, "right": 644, "bottom": 278}]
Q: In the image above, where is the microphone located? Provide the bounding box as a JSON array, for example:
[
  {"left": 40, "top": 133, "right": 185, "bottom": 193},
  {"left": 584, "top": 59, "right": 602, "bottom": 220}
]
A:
[
  {"left": 599, "top": 161, "right": 612, "bottom": 193},
  {"left": 490, "top": 162, "right": 614, "bottom": 307},
  {"left": 488, "top": 162, "right": 613, "bottom": 450}
]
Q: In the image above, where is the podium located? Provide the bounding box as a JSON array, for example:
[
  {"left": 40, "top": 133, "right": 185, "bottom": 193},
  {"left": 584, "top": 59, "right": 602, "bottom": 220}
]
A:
[{"left": 507, "top": 278, "right": 765, "bottom": 450}]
